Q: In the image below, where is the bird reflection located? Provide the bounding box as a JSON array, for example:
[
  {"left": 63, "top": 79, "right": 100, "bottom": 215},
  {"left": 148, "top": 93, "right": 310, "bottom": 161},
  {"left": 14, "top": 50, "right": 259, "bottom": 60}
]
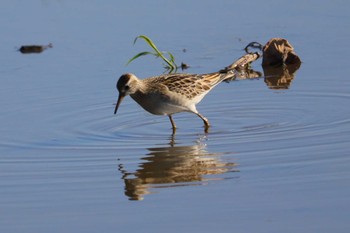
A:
[{"left": 118, "top": 136, "right": 237, "bottom": 201}]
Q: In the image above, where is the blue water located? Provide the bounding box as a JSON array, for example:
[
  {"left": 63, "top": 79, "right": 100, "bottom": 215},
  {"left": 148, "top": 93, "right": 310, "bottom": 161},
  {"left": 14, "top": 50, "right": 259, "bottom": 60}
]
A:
[{"left": 1, "top": 1, "right": 350, "bottom": 233}]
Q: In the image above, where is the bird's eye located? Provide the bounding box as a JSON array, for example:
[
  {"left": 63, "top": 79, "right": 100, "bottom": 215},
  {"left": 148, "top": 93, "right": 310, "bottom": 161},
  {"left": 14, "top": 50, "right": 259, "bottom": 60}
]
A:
[{"left": 124, "top": 85, "right": 130, "bottom": 90}]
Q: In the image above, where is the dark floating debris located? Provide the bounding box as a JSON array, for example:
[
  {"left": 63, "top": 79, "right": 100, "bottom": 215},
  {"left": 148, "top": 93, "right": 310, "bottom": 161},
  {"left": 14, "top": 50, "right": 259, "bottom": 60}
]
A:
[
  {"left": 244, "top": 42, "right": 263, "bottom": 54},
  {"left": 18, "top": 43, "right": 53, "bottom": 54},
  {"left": 221, "top": 37, "right": 301, "bottom": 89},
  {"left": 262, "top": 38, "right": 301, "bottom": 66},
  {"left": 220, "top": 50, "right": 261, "bottom": 82},
  {"left": 180, "top": 62, "right": 189, "bottom": 70},
  {"left": 261, "top": 38, "right": 301, "bottom": 89},
  {"left": 221, "top": 52, "right": 261, "bottom": 72}
]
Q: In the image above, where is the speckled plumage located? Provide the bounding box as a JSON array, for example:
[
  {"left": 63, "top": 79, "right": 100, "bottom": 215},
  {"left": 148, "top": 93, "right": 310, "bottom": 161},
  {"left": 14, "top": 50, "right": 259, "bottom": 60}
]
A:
[
  {"left": 114, "top": 71, "right": 235, "bottom": 132},
  {"left": 147, "top": 73, "right": 224, "bottom": 99}
]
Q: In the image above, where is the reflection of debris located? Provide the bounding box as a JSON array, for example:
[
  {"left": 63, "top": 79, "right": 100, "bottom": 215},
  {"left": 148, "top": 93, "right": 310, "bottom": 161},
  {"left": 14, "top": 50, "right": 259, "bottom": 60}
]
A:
[
  {"left": 264, "top": 63, "right": 301, "bottom": 89},
  {"left": 221, "top": 52, "right": 261, "bottom": 81},
  {"left": 18, "top": 43, "right": 53, "bottom": 54},
  {"left": 262, "top": 38, "right": 301, "bottom": 66},
  {"left": 235, "top": 69, "right": 262, "bottom": 80}
]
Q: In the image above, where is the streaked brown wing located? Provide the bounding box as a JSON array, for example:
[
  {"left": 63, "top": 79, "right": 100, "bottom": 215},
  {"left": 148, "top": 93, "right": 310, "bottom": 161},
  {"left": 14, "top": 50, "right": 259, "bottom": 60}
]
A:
[{"left": 159, "top": 72, "right": 224, "bottom": 99}]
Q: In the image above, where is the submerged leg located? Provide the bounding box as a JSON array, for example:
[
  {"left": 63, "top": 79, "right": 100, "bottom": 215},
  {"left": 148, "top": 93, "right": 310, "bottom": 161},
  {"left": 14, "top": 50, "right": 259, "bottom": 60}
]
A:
[
  {"left": 196, "top": 112, "right": 210, "bottom": 132},
  {"left": 168, "top": 115, "right": 177, "bottom": 132}
]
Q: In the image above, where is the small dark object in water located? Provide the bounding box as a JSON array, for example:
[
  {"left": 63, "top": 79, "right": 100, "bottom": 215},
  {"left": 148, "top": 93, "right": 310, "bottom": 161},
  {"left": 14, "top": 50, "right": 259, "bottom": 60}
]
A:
[
  {"left": 180, "top": 62, "right": 189, "bottom": 70},
  {"left": 19, "top": 43, "right": 53, "bottom": 54}
]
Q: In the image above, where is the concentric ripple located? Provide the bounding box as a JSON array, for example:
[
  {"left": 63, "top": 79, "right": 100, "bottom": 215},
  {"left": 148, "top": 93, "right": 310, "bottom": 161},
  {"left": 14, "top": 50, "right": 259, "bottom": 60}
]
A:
[{"left": 1, "top": 73, "right": 350, "bottom": 200}]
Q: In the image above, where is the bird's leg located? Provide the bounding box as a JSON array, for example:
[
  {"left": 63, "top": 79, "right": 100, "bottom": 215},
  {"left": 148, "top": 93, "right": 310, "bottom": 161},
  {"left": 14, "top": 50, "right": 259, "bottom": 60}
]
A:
[
  {"left": 196, "top": 113, "right": 210, "bottom": 132},
  {"left": 168, "top": 115, "right": 177, "bottom": 133}
]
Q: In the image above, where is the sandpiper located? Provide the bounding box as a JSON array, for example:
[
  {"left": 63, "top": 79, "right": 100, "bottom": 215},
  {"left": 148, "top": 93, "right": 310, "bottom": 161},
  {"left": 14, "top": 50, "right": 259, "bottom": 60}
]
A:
[{"left": 114, "top": 70, "right": 235, "bottom": 132}]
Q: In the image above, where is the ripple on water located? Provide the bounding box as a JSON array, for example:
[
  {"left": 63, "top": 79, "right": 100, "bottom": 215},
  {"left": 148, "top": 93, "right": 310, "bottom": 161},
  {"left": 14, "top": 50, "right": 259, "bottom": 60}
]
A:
[
  {"left": 209, "top": 88, "right": 350, "bottom": 144},
  {"left": 3, "top": 79, "right": 350, "bottom": 201},
  {"left": 4, "top": 81, "right": 348, "bottom": 153}
]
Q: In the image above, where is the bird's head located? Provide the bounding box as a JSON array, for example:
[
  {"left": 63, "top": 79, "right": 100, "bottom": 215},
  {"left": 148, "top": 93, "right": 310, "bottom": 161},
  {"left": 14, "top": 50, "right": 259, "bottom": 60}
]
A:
[{"left": 114, "top": 73, "right": 138, "bottom": 114}]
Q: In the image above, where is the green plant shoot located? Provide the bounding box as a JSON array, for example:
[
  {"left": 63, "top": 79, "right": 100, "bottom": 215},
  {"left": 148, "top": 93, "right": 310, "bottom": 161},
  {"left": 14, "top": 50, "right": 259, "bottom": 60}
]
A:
[{"left": 127, "top": 35, "right": 177, "bottom": 73}]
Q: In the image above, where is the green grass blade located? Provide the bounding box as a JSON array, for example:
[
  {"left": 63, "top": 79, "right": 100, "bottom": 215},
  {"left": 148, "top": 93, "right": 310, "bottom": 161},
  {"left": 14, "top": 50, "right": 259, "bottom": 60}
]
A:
[
  {"left": 126, "top": 51, "right": 157, "bottom": 65},
  {"left": 134, "top": 35, "right": 176, "bottom": 70},
  {"left": 128, "top": 35, "right": 178, "bottom": 73},
  {"left": 167, "top": 51, "right": 175, "bottom": 63}
]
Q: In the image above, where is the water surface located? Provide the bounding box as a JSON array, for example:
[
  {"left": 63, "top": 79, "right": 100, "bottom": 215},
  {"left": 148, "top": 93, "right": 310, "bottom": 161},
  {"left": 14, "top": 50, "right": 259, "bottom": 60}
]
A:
[{"left": 1, "top": 1, "right": 350, "bottom": 233}]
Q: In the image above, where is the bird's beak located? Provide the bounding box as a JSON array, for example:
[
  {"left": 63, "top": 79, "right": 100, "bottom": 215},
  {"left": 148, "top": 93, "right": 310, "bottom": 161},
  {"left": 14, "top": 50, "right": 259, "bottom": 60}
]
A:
[{"left": 114, "top": 94, "right": 125, "bottom": 114}]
